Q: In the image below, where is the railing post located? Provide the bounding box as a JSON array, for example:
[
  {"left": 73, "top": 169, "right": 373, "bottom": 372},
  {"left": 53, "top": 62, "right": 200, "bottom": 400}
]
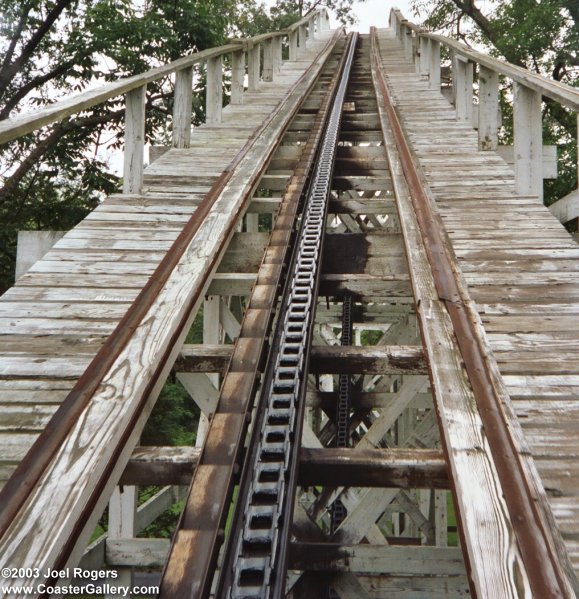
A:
[
  {"left": 123, "top": 84, "right": 146, "bottom": 195},
  {"left": 453, "top": 54, "right": 474, "bottom": 125},
  {"left": 206, "top": 55, "right": 222, "bottom": 123},
  {"left": 248, "top": 43, "right": 260, "bottom": 91},
  {"left": 231, "top": 49, "right": 245, "bottom": 105},
  {"left": 429, "top": 40, "right": 441, "bottom": 90},
  {"left": 419, "top": 36, "right": 431, "bottom": 76},
  {"left": 513, "top": 82, "right": 543, "bottom": 201},
  {"left": 289, "top": 30, "right": 298, "bottom": 60},
  {"left": 402, "top": 26, "right": 413, "bottom": 59},
  {"left": 263, "top": 38, "right": 274, "bottom": 82},
  {"left": 315, "top": 12, "right": 321, "bottom": 36},
  {"left": 478, "top": 65, "right": 499, "bottom": 150},
  {"left": 309, "top": 16, "right": 316, "bottom": 40},
  {"left": 273, "top": 36, "right": 282, "bottom": 74},
  {"left": 412, "top": 34, "right": 420, "bottom": 74},
  {"left": 299, "top": 23, "right": 307, "bottom": 54},
  {"left": 172, "top": 67, "right": 193, "bottom": 148}
]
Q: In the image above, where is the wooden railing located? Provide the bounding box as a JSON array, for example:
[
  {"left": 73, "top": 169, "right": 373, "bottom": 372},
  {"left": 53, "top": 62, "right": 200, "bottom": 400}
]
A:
[
  {"left": 0, "top": 8, "right": 330, "bottom": 194},
  {"left": 389, "top": 8, "right": 579, "bottom": 206}
]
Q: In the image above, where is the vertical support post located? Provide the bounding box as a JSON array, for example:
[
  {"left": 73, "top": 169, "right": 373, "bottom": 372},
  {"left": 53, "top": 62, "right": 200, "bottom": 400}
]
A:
[
  {"left": 273, "top": 36, "right": 282, "bottom": 73},
  {"left": 315, "top": 12, "right": 321, "bottom": 36},
  {"left": 123, "top": 85, "right": 146, "bottom": 195},
  {"left": 513, "top": 82, "right": 543, "bottom": 201},
  {"left": 453, "top": 55, "right": 474, "bottom": 125},
  {"left": 263, "top": 38, "right": 274, "bottom": 82},
  {"left": 172, "top": 67, "right": 193, "bottom": 148},
  {"left": 419, "top": 36, "right": 430, "bottom": 76},
  {"left": 248, "top": 43, "right": 260, "bottom": 91},
  {"left": 299, "top": 23, "right": 307, "bottom": 54},
  {"left": 403, "top": 27, "right": 413, "bottom": 60},
  {"left": 206, "top": 55, "right": 222, "bottom": 124},
  {"left": 412, "top": 34, "right": 420, "bottom": 74},
  {"left": 429, "top": 40, "right": 441, "bottom": 90},
  {"left": 435, "top": 490, "right": 448, "bottom": 547},
  {"left": 198, "top": 296, "right": 221, "bottom": 447},
  {"left": 289, "top": 30, "right": 298, "bottom": 60},
  {"left": 231, "top": 49, "right": 245, "bottom": 105},
  {"left": 309, "top": 16, "right": 316, "bottom": 40},
  {"left": 478, "top": 65, "right": 499, "bottom": 150},
  {"left": 107, "top": 486, "right": 136, "bottom": 594}
]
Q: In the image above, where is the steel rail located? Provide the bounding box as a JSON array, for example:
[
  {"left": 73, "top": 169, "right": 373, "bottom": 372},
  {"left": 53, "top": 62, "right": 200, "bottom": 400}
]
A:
[
  {"left": 158, "top": 32, "right": 348, "bottom": 599},
  {"left": 370, "top": 26, "right": 573, "bottom": 599},
  {"left": 0, "top": 28, "right": 344, "bottom": 566},
  {"left": 216, "top": 31, "right": 359, "bottom": 599}
]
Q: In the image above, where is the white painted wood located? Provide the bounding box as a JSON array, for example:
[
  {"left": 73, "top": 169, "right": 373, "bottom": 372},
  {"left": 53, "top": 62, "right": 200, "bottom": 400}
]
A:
[
  {"left": 513, "top": 82, "right": 543, "bottom": 201},
  {"left": 230, "top": 50, "right": 245, "bottom": 105},
  {"left": 453, "top": 55, "right": 473, "bottom": 125},
  {"left": 176, "top": 372, "right": 218, "bottom": 415},
  {"left": 549, "top": 189, "right": 579, "bottom": 224},
  {"left": 219, "top": 297, "right": 241, "bottom": 340},
  {"left": 15, "top": 231, "right": 65, "bottom": 280},
  {"left": 478, "top": 65, "right": 499, "bottom": 150},
  {"left": 107, "top": 485, "right": 136, "bottom": 595},
  {"left": 308, "top": 16, "right": 316, "bottom": 40},
  {"left": 496, "top": 144, "right": 557, "bottom": 179},
  {"left": 248, "top": 44, "right": 260, "bottom": 92},
  {"left": 198, "top": 295, "right": 220, "bottom": 446},
  {"left": 172, "top": 67, "right": 193, "bottom": 148},
  {"left": 263, "top": 39, "right": 274, "bottom": 82},
  {"left": 403, "top": 28, "right": 413, "bottom": 60},
  {"left": 435, "top": 490, "right": 448, "bottom": 547},
  {"left": 299, "top": 23, "right": 307, "bottom": 55},
  {"left": 289, "top": 30, "right": 298, "bottom": 61},
  {"left": 419, "top": 36, "right": 430, "bottom": 76},
  {"left": 429, "top": 40, "right": 440, "bottom": 90},
  {"left": 123, "top": 85, "right": 146, "bottom": 194},
  {"left": 206, "top": 55, "right": 222, "bottom": 124},
  {"left": 273, "top": 36, "right": 282, "bottom": 74}
]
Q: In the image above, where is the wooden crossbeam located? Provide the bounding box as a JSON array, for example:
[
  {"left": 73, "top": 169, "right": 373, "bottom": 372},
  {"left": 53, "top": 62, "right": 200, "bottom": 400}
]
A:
[{"left": 173, "top": 344, "right": 427, "bottom": 374}]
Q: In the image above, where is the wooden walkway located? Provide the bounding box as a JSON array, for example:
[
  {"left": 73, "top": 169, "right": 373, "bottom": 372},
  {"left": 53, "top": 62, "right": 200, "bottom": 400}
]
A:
[
  {"left": 377, "top": 27, "right": 579, "bottom": 578},
  {"left": 0, "top": 30, "right": 335, "bottom": 490}
]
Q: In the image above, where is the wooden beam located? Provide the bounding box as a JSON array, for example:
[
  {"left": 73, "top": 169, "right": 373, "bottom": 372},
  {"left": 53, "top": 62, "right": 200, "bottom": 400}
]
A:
[
  {"left": 299, "top": 448, "right": 448, "bottom": 488},
  {"left": 172, "top": 67, "right": 193, "bottom": 148},
  {"left": 263, "top": 38, "right": 274, "bottom": 82},
  {"left": 174, "top": 344, "right": 427, "bottom": 375},
  {"left": 288, "top": 543, "right": 466, "bottom": 575},
  {"left": 123, "top": 85, "right": 146, "bottom": 194},
  {"left": 120, "top": 446, "right": 200, "bottom": 486},
  {"left": 230, "top": 50, "right": 245, "bottom": 105},
  {"left": 513, "top": 82, "right": 543, "bottom": 201},
  {"left": 452, "top": 54, "right": 473, "bottom": 125},
  {"left": 206, "top": 55, "right": 222, "bottom": 123},
  {"left": 248, "top": 44, "right": 260, "bottom": 92},
  {"left": 478, "top": 65, "right": 499, "bottom": 151}
]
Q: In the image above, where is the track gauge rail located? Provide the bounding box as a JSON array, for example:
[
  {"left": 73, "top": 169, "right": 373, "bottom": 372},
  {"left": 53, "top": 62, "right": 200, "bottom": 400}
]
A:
[{"left": 216, "top": 32, "right": 358, "bottom": 599}]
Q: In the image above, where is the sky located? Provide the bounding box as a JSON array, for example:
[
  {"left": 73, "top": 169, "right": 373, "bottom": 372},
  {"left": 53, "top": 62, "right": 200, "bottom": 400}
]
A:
[{"left": 341, "top": 0, "right": 416, "bottom": 32}]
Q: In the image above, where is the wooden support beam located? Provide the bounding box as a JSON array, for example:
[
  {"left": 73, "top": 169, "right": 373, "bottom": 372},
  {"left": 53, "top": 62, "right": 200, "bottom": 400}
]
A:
[
  {"left": 452, "top": 54, "right": 473, "bottom": 125},
  {"left": 299, "top": 23, "right": 308, "bottom": 54},
  {"left": 429, "top": 40, "right": 440, "bottom": 90},
  {"left": 230, "top": 50, "right": 245, "bottom": 105},
  {"left": 478, "top": 65, "right": 499, "bottom": 150},
  {"left": 299, "top": 448, "right": 448, "bottom": 489},
  {"left": 288, "top": 543, "right": 466, "bottom": 575},
  {"left": 120, "top": 446, "right": 200, "bottom": 486},
  {"left": 172, "top": 67, "right": 193, "bottom": 148},
  {"left": 248, "top": 43, "right": 260, "bottom": 91},
  {"left": 123, "top": 85, "right": 146, "bottom": 194},
  {"left": 513, "top": 81, "right": 543, "bottom": 201},
  {"left": 273, "top": 36, "right": 282, "bottom": 74},
  {"left": 419, "top": 36, "right": 430, "bottom": 76},
  {"left": 206, "top": 55, "right": 222, "bottom": 123},
  {"left": 263, "top": 38, "right": 274, "bottom": 82},
  {"left": 289, "top": 30, "right": 299, "bottom": 61},
  {"left": 174, "top": 344, "right": 427, "bottom": 375}
]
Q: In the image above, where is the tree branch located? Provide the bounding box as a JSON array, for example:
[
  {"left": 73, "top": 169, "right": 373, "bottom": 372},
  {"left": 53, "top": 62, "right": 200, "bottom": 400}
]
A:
[
  {"left": 0, "top": 2, "right": 33, "bottom": 75},
  {"left": 0, "top": 0, "right": 77, "bottom": 102}
]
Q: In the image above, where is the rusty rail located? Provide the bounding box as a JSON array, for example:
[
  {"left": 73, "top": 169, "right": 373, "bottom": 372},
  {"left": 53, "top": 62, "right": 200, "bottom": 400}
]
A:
[{"left": 370, "top": 26, "right": 572, "bottom": 599}]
